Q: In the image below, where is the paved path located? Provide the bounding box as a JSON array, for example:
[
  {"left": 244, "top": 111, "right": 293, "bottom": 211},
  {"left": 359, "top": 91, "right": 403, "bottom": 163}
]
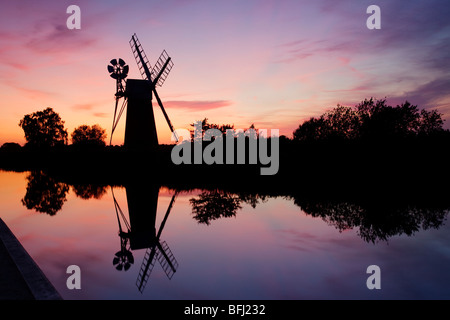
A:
[{"left": 0, "top": 218, "right": 62, "bottom": 300}]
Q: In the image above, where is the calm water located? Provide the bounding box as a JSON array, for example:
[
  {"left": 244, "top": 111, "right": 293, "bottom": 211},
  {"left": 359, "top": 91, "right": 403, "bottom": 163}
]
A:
[{"left": 1, "top": 170, "right": 450, "bottom": 300}]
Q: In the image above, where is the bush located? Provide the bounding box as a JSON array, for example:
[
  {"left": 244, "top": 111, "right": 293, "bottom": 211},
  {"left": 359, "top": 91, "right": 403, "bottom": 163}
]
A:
[{"left": 71, "top": 124, "right": 107, "bottom": 147}]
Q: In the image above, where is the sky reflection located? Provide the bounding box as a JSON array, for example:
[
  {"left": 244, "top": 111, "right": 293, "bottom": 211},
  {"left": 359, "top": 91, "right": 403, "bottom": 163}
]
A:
[{"left": 0, "top": 170, "right": 449, "bottom": 299}]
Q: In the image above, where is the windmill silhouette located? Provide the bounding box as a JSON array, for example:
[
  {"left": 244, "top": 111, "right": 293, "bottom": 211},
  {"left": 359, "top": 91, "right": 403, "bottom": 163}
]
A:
[
  {"left": 112, "top": 186, "right": 134, "bottom": 271},
  {"left": 135, "top": 191, "right": 178, "bottom": 293},
  {"left": 107, "top": 33, "right": 178, "bottom": 148},
  {"left": 111, "top": 185, "right": 179, "bottom": 293}
]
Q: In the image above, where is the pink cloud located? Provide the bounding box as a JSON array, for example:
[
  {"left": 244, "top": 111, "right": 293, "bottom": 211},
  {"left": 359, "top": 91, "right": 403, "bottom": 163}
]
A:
[
  {"left": 11, "top": 86, "right": 54, "bottom": 100},
  {"left": 164, "top": 100, "right": 233, "bottom": 111},
  {"left": 71, "top": 104, "right": 94, "bottom": 111},
  {"left": 0, "top": 31, "right": 17, "bottom": 41},
  {"left": 93, "top": 112, "right": 109, "bottom": 118},
  {"left": 6, "top": 62, "right": 30, "bottom": 71}
]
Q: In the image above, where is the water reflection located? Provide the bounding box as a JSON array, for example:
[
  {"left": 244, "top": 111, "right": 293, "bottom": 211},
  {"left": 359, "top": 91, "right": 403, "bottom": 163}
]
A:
[
  {"left": 21, "top": 171, "right": 109, "bottom": 215},
  {"left": 190, "top": 190, "right": 241, "bottom": 225},
  {"left": 189, "top": 190, "right": 449, "bottom": 243},
  {"left": 189, "top": 190, "right": 269, "bottom": 225},
  {"left": 14, "top": 172, "right": 450, "bottom": 298},
  {"left": 111, "top": 184, "right": 179, "bottom": 293},
  {"left": 72, "top": 184, "right": 107, "bottom": 200},
  {"left": 292, "top": 197, "right": 450, "bottom": 243},
  {"left": 112, "top": 187, "right": 134, "bottom": 271},
  {"left": 21, "top": 171, "right": 69, "bottom": 216},
  {"left": 20, "top": 170, "right": 450, "bottom": 245}
]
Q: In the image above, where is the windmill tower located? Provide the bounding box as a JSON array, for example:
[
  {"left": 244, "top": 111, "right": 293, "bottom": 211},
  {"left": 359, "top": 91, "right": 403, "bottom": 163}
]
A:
[
  {"left": 107, "top": 33, "right": 177, "bottom": 148},
  {"left": 111, "top": 185, "right": 179, "bottom": 293}
]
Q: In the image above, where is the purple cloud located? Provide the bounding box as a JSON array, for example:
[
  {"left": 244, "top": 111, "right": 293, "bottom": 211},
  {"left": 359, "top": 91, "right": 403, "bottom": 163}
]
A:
[{"left": 390, "top": 77, "right": 450, "bottom": 116}]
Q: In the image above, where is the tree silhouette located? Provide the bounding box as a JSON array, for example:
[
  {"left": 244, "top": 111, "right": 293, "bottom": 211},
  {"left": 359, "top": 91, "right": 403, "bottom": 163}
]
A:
[
  {"left": 293, "top": 116, "right": 328, "bottom": 142},
  {"left": 293, "top": 98, "right": 445, "bottom": 142},
  {"left": 293, "top": 197, "right": 449, "bottom": 243},
  {"left": 71, "top": 124, "right": 107, "bottom": 147},
  {"left": 190, "top": 190, "right": 242, "bottom": 225},
  {"left": 18, "top": 107, "right": 68, "bottom": 148},
  {"left": 190, "top": 118, "right": 235, "bottom": 140},
  {"left": 357, "top": 99, "right": 422, "bottom": 139},
  {"left": 0, "top": 142, "right": 21, "bottom": 151},
  {"left": 189, "top": 190, "right": 271, "bottom": 224},
  {"left": 293, "top": 105, "right": 359, "bottom": 142},
  {"left": 238, "top": 192, "right": 268, "bottom": 209},
  {"left": 72, "top": 184, "right": 107, "bottom": 200},
  {"left": 418, "top": 109, "right": 444, "bottom": 136},
  {"left": 21, "top": 171, "right": 69, "bottom": 216}
]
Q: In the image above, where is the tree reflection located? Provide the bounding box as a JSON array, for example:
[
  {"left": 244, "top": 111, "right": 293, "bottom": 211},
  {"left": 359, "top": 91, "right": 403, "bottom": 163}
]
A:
[
  {"left": 21, "top": 171, "right": 69, "bottom": 216},
  {"left": 189, "top": 188, "right": 449, "bottom": 243},
  {"left": 295, "top": 198, "right": 449, "bottom": 243},
  {"left": 190, "top": 190, "right": 242, "bottom": 225},
  {"left": 72, "top": 184, "right": 107, "bottom": 200},
  {"left": 239, "top": 192, "right": 269, "bottom": 209},
  {"left": 189, "top": 190, "right": 270, "bottom": 225},
  {"left": 19, "top": 168, "right": 450, "bottom": 244}
]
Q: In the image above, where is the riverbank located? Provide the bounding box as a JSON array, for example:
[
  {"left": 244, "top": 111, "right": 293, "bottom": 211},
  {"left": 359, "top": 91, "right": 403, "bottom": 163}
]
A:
[
  {"left": 1, "top": 136, "right": 449, "bottom": 198},
  {"left": 0, "top": 218, "right": 62, "bottom": 300}
]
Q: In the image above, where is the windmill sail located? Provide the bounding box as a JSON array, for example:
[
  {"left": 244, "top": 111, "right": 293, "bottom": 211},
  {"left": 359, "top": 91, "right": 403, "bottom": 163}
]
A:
[
  {"left": 129, "top": 33, "right": 178, "bottom": 142},
  {"left": 135, "top": 240, "right": 178, "bottom": 293},
  {"left": 136, "top": 246, "right": 159, "bottom": 293},
  {"left": 135, "top": 193, "right": 179, "bottom": 293},
  {"left": 156, "top": 240, "right": 178, "bottom": 279},
  {"left": 153, "top": 89, "right": 178, "bottom": 140},
  {"left": 130, "top": 34, "right": 153, "bottom": 82},
  {"left": 152, "top": 50, "right": 174, "bottom": 87}
]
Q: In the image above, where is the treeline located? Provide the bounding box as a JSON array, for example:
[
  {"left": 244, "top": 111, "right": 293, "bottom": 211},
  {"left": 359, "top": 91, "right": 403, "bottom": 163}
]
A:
[
  {"left": 292, "top": 98, "right": 447, "bottom": 143},
  {"left": 1, "top": 99, "right": 450, "bottom": 184},
  {"left": 12, "top": 107, "right": 107, "bottom": 149},
  {"left": 3, "top": 98, "right": 448, "bottom": 150}
]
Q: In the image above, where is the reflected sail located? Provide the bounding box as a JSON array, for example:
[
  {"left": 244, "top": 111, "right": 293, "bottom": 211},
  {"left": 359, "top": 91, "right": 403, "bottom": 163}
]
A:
[
  {"left": 136, "top": 192, "right": 178, "bottom": 293},
  {"left": 111, "top": 184, "right": 179, "bottom": 293}
]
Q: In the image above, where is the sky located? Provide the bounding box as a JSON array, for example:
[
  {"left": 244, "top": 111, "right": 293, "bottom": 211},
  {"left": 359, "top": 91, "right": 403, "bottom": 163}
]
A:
[{"left": 1, "top": 0, "right": 449, "bottom": 145}]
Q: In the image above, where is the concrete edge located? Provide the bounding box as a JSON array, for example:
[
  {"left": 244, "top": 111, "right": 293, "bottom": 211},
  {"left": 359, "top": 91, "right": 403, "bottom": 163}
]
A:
[{"left": 0, "top": 218, "right": 62, "bottom": 300}]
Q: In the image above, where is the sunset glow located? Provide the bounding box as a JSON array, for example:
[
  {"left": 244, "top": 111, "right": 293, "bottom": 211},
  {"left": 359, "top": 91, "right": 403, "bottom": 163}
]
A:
[{"left": 1, "top": 0, "right": 449, "bottom": 146}]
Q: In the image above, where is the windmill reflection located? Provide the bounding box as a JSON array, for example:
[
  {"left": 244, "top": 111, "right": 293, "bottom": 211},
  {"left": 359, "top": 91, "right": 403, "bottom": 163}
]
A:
[
  {"left": 112, "top": 187, "right": 134, "bottom": 271},
  {"left": 111, "top": 185, "right": 178, "bottom": 293}
]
